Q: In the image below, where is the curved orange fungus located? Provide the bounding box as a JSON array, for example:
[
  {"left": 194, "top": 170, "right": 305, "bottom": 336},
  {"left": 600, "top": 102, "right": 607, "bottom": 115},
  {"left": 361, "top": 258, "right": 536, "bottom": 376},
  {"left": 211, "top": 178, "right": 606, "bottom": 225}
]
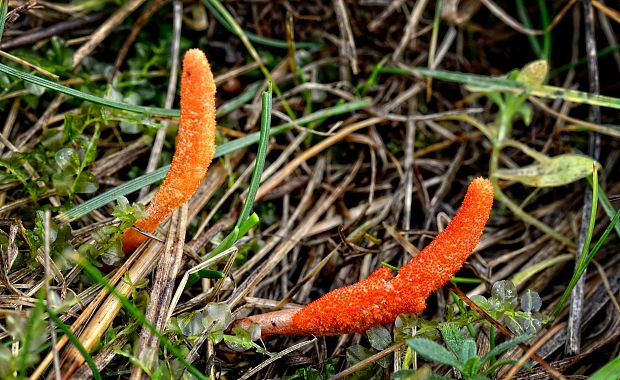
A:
[
  {"left": 237, "top": 177, "right": 494, "bottom": 336},
  {"left": 122, "top": 49, "right": 217, "bottom": 253}
]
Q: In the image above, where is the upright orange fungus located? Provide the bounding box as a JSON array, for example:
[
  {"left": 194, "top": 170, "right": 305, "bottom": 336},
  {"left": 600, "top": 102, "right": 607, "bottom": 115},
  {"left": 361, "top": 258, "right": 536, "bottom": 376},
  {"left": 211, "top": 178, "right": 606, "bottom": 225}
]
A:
[
  {"left": 236, "top": 177, "right": 494, "bottom": 336},
  {"left": 122, "top": 49, "right": 217, "bottom": 253}
]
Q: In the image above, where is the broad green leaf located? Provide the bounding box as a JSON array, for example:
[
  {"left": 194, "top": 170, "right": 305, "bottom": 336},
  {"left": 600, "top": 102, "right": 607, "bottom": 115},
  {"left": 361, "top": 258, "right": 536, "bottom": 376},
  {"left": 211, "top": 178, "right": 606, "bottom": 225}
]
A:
[
  {"left": 494, "top": 154, "right": 599, "bottom": 187},
  {"left": 407, "top": 338, "right": 463, "bottom": 371}
]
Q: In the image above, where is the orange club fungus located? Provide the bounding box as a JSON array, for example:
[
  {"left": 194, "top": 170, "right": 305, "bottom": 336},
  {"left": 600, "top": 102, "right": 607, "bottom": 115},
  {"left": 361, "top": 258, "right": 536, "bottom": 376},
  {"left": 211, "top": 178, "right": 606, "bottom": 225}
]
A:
[
  {"left": 236, "top": 177, "right": 494, "bottom": 337},
  {"left": 122, "top": 48, "right": 217, "bottom": 253}
]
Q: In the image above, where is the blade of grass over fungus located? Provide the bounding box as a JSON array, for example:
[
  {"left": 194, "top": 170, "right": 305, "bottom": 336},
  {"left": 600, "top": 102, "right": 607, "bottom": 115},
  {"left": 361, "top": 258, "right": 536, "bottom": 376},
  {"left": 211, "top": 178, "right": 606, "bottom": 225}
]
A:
[
  {"left": 202, "top": 0, "right": 322, "bottom": 50},
  {"left": 79, "top": 258, "right": 208, "bottom": 380},
  {"left": 0, "top": 63, "right": 178, "bottom": 116},
  {"left": 390, "top": 66, "right": 620, "bottom": 110},
  {"left": 58, "top": 98, "right": 370, "bottom": 222},
  {"left": 46, "top": 306, "right": 102, "bottom": 380}
]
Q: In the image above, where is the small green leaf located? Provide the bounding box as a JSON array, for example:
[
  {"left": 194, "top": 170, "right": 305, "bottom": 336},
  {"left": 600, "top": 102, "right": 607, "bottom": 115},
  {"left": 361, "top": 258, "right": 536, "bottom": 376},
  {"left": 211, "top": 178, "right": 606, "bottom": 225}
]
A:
[
  {"left": 480, "top": 334, "right": 533, "bottom": 365},
  {"left": 24, "top": 82, "right": 46, "bottom": 96},
  {"left": 82, "top": 126, "right": 100, "bottom": 166},
  {"left": 462, "top": 356, "right": 481, "bottom": 377},
  {"left": 520, "top": 289, "right": 542, "bottom": 313},
  {"left": 515, "top": 103, "right": 533, "bottom": 125},
  {"left": 491, "top": 280, "right": 518, "bottom": 306},
  {"left": 73, "top": 172, "right": 99, "bottom": 194},
  {"left": 51, "top": 173, "right": 74, "bottom": 195},
  {"left": 55, "top": 148, "right": 80, "bottom": 173},
  {"left": 494, "top": 154, "right": 599, "bottom": 187},
  {"left": 366, "top": 326, "right": 392, "bottom": 351},
  {"left": 203, "top": 302, "right": 233, "bottom": 332},
  {"left": 407, "top": 338, "right": 463, "bottom": 371},
  {"left": 440, "top": 323, "right": 474, "bottom": 363},
  {"left": 346, "top": 345, "right": 386, "bottom": 378},
  {"left": 516, "top": 60, "right": 548, "bottom": 87}
]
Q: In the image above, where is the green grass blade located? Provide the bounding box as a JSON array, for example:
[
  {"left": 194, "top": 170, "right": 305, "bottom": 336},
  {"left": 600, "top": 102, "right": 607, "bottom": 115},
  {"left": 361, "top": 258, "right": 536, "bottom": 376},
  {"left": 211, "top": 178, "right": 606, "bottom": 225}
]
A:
[
  {"left": 237, "top": 212, "right": 259, "bottom": 237},
  {"left": 58, "top": 98, "right": 370, "bottom": 222},
  {"left": 550, "top": 170, "right": 598, "bottom": 320},
  {"left": 577, "top": 168, "right": 599, "bottom": 270},
  {"left": 236, "top": 82, "right": 272, "bottom": 227},
  {"left": 203, "top": 0, "right": 296, "bottom": 119},
  {"left": 537, "top": 0, "right": 551, "bottom": 60},
  {"left": 0, "top": 0, "right": 8, "bottom": 43},
  {"left": 0, "top": 63, "right": 178, "bottom": 116},
  {"left": 551, "top": 44, "right": 620, "bottom": 77},
  {"left": 588, "top": 176, "right": 620, "bottom": 239},
  {"left": 590, "top": 353, "right": 620, "bottom": 380},
  {"left": 205, "top": 84, "right": 272, "bottom": 259},
  {"left": 46, "top": 306, "right": 102, "bottom": 380},
  {"left": 57, "top": 165, "right": 168, "bottom": 222},
  {"left": 515, "top": 0, "right": 542, "bottom": 57},
  {"left": 399, "top": 66, "right": 620, "bottom": 110},
  {"left": 551, "top": 175, "right": 620, "bottom": 320},
  {"left": 584, "top": 208, "right": 620, "bottom": 265},
  {"left": 552, "top": 208, "right": 620, "bottom": 320},
  {"left": 216, "top": 82, "right": 261, "bottom": 118},
  {"left": 205, "top": 227, "right": 239, "bottom": 260},
  {"left": 202, "top": 0, "right": 321, "bottom": 50},
  {"left": 79, "top": 259, "right": 209, "bottom": 380},
  {"left": 205, "top": 212, "right": 258, "bottom": 260}
]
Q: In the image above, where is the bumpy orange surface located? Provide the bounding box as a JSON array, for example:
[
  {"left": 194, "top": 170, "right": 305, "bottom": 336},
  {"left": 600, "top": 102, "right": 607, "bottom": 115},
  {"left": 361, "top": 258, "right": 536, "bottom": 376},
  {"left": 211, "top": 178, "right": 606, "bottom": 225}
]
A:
[
  {"left": 247, "top": 177, "right": 494, "bottom": 336},
  {"left": 122, "top": 49, "right": 217, "bottom": 253}
]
